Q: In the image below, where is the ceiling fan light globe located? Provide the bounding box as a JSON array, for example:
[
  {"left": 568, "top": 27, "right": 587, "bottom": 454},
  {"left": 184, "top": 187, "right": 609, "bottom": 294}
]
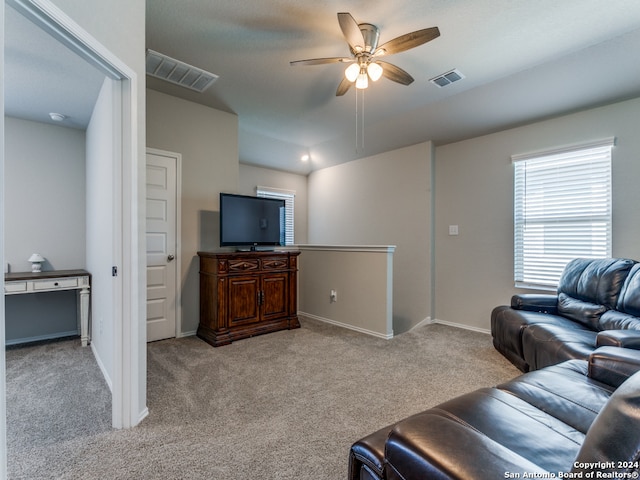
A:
[
  {"left": 345, "top": 63, "right": 360, "bottom": 82},
  {"left": 356, "top": 71, "right": 369, "bottom": 89},
  {"left": 367, "top": 62, "right": 383, "bottom": 81}
]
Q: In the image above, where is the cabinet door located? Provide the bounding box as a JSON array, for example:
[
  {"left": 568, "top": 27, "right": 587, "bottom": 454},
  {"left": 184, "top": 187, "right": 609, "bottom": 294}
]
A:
[
  {"left": 261, "top": 273, "right": 289, "bottom": 321},
  {"left": 228, "top": 275, "right": 260, "bottom": 326}
]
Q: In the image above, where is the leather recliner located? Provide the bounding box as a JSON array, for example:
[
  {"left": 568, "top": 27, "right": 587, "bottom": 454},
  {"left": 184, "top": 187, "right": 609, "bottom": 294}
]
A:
[
  {"left": 348, "top": 347, "right": 640, "bottom": 480},
  {"left": 491, "top": 258, "right": 640, "bottom": 372}
]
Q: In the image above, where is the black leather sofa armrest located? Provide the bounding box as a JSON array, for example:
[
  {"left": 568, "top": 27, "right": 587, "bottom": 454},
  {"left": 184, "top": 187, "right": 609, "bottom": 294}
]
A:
[
  {"left": 589, "top": 346, "right": 640, "bottom": 388},
  {"left": 596, "top": 330, "right": 640, "bottom": 349},
  {"left": 511, "top": 294, "right": 558, "bottom": 313},
  {"left": 385, "top": 413, "right": 548, "bottom": 480}
]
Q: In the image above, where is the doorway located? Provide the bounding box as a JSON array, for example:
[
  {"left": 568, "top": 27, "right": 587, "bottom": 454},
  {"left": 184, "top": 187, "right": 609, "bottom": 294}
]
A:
[{"left": 2, "top": 0, "right": 144, "bottom": 459}]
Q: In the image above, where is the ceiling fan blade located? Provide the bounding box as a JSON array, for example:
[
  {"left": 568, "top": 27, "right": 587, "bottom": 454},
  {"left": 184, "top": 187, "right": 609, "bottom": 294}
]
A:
[
  {"left": 290, "top": 57, "right": 351, "bottom": 66},
  {"left": 378, "top": 61, "right": 414, "bottom": 85},
  {"left": 337, "top": 12, "right": 365, "bottom": 53},
  {"left": 336, "top": 77, "right": 352, "bottom": 96},
  {"left": 375, "top": 27, "right": 440, "bottom": 56}
]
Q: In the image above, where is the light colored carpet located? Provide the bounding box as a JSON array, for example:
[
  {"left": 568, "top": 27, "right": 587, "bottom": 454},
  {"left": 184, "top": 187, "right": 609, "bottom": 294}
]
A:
[{"left": 7, "top": 317, "right": 519, "bottom": 479}]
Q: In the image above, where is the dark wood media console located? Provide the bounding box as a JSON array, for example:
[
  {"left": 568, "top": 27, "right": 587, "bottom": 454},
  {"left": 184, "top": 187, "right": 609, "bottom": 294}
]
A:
[{"left": 197, "top": 250, "right": 301, "bottom": 347}]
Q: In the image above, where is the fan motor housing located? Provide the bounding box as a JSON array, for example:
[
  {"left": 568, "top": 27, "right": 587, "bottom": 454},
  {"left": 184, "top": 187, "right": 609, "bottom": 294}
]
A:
[{"left": 357, "top": 23, "right": 380, "bottom": 53}]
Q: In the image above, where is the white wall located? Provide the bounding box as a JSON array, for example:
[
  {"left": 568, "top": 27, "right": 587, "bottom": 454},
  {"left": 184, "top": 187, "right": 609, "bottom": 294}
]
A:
[
  {"left": 307, "top": 142, "right": 433, "bottom": 333},
  {"left": 434, "top": 97, "right": 640, "bottom": 332},
  {"left": 50, "top": 0, "right": 147, "bottom": 427},
  {"left": 86, "top": 78, "right": 116, "bottom": 389},
  {"left": 4, "top": 117, "right": 86, "bottom": 342},
  {"left": 146, "top": 89, "right": 239, "bottom": 335},
  {"left": 238, "top": 163, "right": 308, "bottom": 245},
  {"left": 4, "top": 117, "right": 86, "bottom": 272}
]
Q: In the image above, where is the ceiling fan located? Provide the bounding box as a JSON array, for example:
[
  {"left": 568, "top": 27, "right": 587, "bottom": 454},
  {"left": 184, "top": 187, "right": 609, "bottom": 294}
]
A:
[{"left": 290, "top": 12, "right": 440, "bottom": 96}]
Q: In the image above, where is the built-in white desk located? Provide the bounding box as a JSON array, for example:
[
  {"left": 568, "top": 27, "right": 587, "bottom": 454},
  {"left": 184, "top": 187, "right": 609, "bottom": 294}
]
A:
[{"left": 4, "top": 269, "right": 91, "bottom": 346}]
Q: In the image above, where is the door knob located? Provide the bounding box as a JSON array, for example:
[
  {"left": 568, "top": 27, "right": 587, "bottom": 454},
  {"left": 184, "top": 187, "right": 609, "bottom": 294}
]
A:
[{"left": 167, "top": 255, "right": 175, "bottom": 262}]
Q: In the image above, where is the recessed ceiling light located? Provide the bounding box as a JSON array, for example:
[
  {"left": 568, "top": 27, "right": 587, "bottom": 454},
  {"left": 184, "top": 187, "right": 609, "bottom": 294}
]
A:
[{"left": 49, "top": 112, "right": 67, "bottom": 122}]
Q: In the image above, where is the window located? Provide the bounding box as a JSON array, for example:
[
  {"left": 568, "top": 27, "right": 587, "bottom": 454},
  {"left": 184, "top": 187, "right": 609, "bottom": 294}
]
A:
[
  {"left": 257, "top": 186, "right": 295, "bottom": 246},
  {"left": 512, "top": 138, "right": 614, "bottom": 289}
]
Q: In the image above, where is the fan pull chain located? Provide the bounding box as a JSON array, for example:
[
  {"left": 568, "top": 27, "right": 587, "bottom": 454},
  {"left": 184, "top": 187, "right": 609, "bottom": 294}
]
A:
[
  {"left": 355, "top": 88, "right": 365, "bottom": 153},
  {"left": 361, "top": 89, "right": 365, "bottom": 152},
  {"left": 355, "top": 86, "right": 357, "bottom": 151}
]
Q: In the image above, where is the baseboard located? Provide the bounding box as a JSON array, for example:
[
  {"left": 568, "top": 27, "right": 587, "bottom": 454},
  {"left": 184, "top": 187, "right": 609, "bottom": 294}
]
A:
[
  {"left": 299, "top": 312, "right": 394, "bottom": 340},
  {"left": 409, "top": 317, "right": 434, "bottom": 331},
  {"left": 91, "top": 342, "right": 113, "bottom": 393},
  {"left": 5, "top": 330, "right": 79, "bottom": 346},
  {"left": 178, "top": 330, "right": 197, "bottom": 338},
  {"left": 432, "top": 319, "right": 491, "bottom": 335},
  {"left": 137, "top": 407, "right": 149, "bottom": 425}
]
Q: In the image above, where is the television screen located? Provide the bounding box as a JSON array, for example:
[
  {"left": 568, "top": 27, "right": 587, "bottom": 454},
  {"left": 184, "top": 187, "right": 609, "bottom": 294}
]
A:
[{"left": 219, "top": 193, "right": 284, "bottom": 248}]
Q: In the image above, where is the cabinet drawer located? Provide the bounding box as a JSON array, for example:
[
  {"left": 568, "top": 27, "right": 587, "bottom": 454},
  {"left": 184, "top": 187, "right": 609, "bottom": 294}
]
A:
[
  {"left": 33, "top": 278, "right": 78, "bottom": 290},
  {"left": 4, "top": 282, "right": 27, "bottom": 293},
  {"left": 228, "top": 259, "right": 260, "bottom": 272},
  {"left": 262, "top": 258, "right": 288, "bottom": 270}
]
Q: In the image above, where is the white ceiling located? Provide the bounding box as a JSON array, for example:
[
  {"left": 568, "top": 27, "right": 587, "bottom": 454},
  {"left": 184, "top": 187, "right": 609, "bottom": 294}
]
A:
[
  {"left": 6, "top": 1, "right": 640, "bottom": 175},
  {"left": 4, "top": 5, "right": 105, "bottom": 130}
]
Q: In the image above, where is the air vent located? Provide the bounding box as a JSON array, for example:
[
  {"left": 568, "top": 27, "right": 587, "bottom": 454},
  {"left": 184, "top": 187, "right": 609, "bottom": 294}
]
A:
[
  {"left": 429, "top": 68, "right": 465, "bottom": 88},
  {"left": 145, "top": 49, "right": 219, "bottom": 93}
]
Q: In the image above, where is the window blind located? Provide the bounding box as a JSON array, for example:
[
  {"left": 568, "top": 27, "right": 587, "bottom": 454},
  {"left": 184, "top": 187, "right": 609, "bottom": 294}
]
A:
[
  {"left": 257, "top": 187, "right": 295, "bottom": 246},
  {"left": 512, "top": 139, "right": 613, "bottom": 289}
]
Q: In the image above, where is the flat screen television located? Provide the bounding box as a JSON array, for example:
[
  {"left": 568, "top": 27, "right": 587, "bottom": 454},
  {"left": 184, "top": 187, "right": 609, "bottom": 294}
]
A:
[{"left": 219, "top": 193, "right": 285, "bottom": 249}]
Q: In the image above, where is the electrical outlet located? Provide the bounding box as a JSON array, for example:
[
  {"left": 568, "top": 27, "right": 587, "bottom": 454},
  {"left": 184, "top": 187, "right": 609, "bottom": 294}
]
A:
[{"left": 330, "top": 289, "right": 337, "bottom": 303}]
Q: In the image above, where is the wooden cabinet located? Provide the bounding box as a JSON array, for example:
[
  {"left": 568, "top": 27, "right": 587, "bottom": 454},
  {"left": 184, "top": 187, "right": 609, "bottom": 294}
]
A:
[{"left": 197, "top": 251, "right": 300, "bottom": 347}]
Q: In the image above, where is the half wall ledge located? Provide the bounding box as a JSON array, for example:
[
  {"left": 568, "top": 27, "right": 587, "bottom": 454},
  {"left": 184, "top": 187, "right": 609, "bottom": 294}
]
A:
[{"left": 296, "top": 245, "right": 395, "bottom": 339}]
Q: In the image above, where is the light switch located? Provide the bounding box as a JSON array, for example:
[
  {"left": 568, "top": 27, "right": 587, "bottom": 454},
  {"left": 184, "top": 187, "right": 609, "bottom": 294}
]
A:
[{"left": 448, "top": 225, "right": 459, "bottom": 236}]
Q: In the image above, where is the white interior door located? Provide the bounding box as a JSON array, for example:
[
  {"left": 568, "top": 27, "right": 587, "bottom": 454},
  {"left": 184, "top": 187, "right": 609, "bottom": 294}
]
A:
[{"left": 146, "top": 150, "right": 180, "bottom": 342}]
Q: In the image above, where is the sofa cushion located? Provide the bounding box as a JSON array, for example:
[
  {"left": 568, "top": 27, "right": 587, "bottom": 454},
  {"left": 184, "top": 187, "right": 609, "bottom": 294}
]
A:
[
  {"left": 522, "top": 323, "right": 597, "bottom": 370},
  {"left": 491, "top": 307, "right": 597, "bottom": 372},
  {"left": 557, "top": 258, "right": 635, "bottom": 309},
  {"left": 571, "top": 370, "right": 640, "bottom": 476},
  {"left": 598, "top": 310, "right": 640, "bottom": 332},
  {"left": 498, "top": 360, "right": 615, "bottom": 434},
  {"left": 616, "top": 263, "right": 640, "bottom": 316},
  {"left": 596, "top": 264, "right": 640, "bottom": 333},
  {"left": 557, "top": 293, "right": 607, "bottom": 329}
]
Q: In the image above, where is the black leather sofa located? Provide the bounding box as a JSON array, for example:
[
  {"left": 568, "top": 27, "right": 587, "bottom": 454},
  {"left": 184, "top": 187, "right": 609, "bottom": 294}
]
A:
[
  {"left": 348, "top": 347, "right": 640, "bottom": 480},
  {"left": 491, "top": 257, "right": 640, "bottom": 372},
  {"left": 348, "top": 258, "right": 640, "bottom": 480}
]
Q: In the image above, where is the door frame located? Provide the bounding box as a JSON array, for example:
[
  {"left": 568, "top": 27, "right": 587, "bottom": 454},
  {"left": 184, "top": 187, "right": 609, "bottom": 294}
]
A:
[
  {"left": 146, "top": 148, "right": 183, "bottom": 339},
  {"left": 4, "top": 0, "right": 144, "bottom": 431},
  {"left": 1, "top": 3, "right": 6, "bottom": 473}
]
